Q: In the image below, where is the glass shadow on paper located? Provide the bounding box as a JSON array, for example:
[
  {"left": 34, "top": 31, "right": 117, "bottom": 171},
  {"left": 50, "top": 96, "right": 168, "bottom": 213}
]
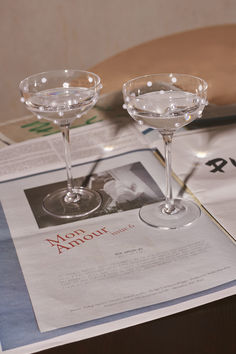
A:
[{"left": 24, "top": 162, "right": 164, "bottom": 229}]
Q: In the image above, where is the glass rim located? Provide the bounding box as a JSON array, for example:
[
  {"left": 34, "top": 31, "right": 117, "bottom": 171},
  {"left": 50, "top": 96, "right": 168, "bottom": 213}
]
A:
[
  {"left": 123, "top": 73, "right": 208, "bottom": 92},
  {"left": 19, "top": 69, "right": 101, "bottom": 91}
]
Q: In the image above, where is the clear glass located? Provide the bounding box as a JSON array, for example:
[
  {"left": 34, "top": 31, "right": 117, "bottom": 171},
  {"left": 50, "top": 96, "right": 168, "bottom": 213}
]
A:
[
  {"left": 19, "top": 69, "right": 102, "bottom": 219},
  {"left": 123, "top": 73, "right": 208, "bottom": 229}
]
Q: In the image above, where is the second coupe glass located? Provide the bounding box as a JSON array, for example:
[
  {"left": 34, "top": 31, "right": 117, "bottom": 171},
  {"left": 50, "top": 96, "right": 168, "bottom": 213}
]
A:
[
  {"left": 20, "top": 70, "right": 102, "bottom": 219},
  {"left": 123, "top": 73, "right": 207, "bottom": 229}
]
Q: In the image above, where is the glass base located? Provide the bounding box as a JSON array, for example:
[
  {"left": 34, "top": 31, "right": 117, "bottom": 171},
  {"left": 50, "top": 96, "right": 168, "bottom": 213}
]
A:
[
  {"left": 42, "top": 187, "right": 102, "bottom": 219},
  {"left": 139, "top": 199, "right": 201, "bottom": 229}
]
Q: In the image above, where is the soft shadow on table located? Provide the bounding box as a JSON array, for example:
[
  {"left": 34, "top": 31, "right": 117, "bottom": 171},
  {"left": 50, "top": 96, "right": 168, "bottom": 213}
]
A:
[
  {"left": 80, "top": 159, "right": 103, "bottom": 188},
  {"left": 177, "top": 162, "right": 199, "bottom": 198}
]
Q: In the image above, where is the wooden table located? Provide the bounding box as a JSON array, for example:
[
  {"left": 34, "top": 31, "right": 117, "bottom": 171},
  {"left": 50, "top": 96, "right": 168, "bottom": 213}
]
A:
[
  {"left": 43, "top": 25, "right": 236, "bottom": 354},
  {"left": 91, "top": 24, "right": 236, "bottom": 105}
]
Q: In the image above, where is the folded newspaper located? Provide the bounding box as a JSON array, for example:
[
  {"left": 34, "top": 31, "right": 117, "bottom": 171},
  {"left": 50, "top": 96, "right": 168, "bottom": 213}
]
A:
[{"left": 0, "top": 92, "right": 235, "bottom": 354}]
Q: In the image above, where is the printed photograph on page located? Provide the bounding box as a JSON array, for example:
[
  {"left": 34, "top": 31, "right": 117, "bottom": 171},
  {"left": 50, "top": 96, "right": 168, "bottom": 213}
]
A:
[{"left": 24, "top": 162, "right": 164, "bottom": 228}]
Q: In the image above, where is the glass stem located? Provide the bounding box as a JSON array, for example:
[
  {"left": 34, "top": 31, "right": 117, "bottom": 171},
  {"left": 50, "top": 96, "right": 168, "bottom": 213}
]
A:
[
  {"left": 61, "top": 124, "right": 80, "bottom": 203},
  {"left": 162, "top": 133, "right": 175, "bottom": 214}
]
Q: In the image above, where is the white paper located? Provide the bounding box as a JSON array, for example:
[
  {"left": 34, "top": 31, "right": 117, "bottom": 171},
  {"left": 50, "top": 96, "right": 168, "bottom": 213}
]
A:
[{"left": 155, "top": 124, "right": 236, "bottom": 241}]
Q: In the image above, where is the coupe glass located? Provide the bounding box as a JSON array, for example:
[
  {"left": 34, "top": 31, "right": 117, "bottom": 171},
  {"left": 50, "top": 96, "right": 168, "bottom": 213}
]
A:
[
  {"left": 123, "top": 73, "right": 207, "bottom": 229},
  {"left": 19, "top": 69, "right": 102, "bottom": 219}
]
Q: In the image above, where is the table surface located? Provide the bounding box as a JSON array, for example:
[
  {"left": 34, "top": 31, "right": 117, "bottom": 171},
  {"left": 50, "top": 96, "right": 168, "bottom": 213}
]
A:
[
  {"left": 43, "top": 24, "right": 236, "bottom": 354},
  {"left": 91, "top": 24, "right": 236, "bottom": 106}
]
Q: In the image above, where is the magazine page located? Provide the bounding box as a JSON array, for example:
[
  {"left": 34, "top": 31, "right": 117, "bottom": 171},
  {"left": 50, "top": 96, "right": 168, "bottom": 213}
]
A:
[{"left": 0, "top": 149, "right": 235, "bottom": 335}]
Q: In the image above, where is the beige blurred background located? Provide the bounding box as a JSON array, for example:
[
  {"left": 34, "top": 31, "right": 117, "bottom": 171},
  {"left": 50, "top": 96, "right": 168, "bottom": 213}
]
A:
[{"left": 1, "top": 0, "right": 236, "bottom": 123}]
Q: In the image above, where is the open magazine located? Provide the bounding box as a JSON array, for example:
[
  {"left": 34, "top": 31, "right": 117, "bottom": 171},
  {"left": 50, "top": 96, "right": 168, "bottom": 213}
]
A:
[{"left": 0, "top": 102, "right": 235, "bottom": 353}]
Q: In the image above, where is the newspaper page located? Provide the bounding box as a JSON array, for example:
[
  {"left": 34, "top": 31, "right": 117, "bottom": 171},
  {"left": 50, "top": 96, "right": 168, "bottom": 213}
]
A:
[{"left": 154, "top": 123, "right": 236, "bottom": 241}]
